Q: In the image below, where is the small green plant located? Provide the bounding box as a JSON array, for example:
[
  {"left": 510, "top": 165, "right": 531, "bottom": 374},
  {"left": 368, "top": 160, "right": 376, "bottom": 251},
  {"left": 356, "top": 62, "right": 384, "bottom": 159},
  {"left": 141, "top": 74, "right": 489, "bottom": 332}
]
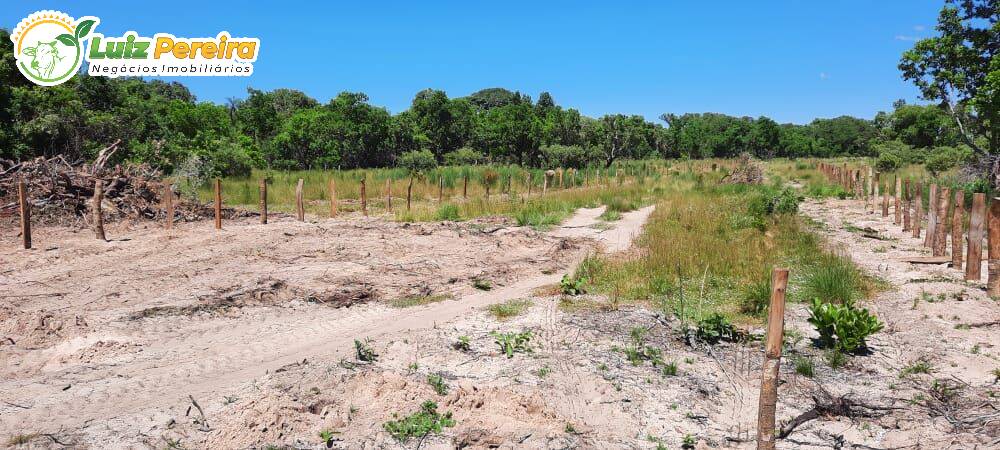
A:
[
  {"left": 807, "top": 299, "right": 884, "bottom": 353},
  {"left": 560, "top": 274, "right": 587, "bottom": 296},
  {"left": 564, "top": 423, "right": 577, "bottom": 434},
  {"left": 435, "top": 203, "right": 461, "bottom": 221},
  {"left": 682, "top": 434, "right": 696, "bottom": 449},
  {"left": 536, "top": 365, "right": 551, "bottom": 378},
  {"left": 453, "top": 335, "right": 471, "bottom": 352},
  {"left": 487, "top": 299, "right": 532, "bottom": 320},
  {"left": 623, "top": 326, "right": 664, "bottom": 366},
  {"left": 473, "top": 278, "right": 492, "bottom": 291},
  {"left": 7, "top": 434, "right": 39, "bottom": 446},
  {"left": 383, "top": 401, "right": 456, "bottom": 441},
  {"left": 695, "top": 313, "right": 738, "bottom": 344},
  {"left": 661, "top": 361, "right": 678, "bottom": 376},
  {"left": 318, "top": 429, "right": 336, "bottom": 447},
  {"left": 992, "top": 368, "right": 1000, "bottom": 383},
  {"left": 354, "top": 338, "right": 378, "bottom": 362},
  {"left": 222, "top": 395, "right": 239, "bottom": 405},
  {"left": 491, "top": 330, "right": 533, "bottom": 358},
  {"left": 427, "top": 373, "right": 449, "bottom": 395},
  {"left": 900, "top": 360, "right": 933, "bottom": 378},
  {"left": 793, "top": 356, "right": 815, "bottom": 377}
]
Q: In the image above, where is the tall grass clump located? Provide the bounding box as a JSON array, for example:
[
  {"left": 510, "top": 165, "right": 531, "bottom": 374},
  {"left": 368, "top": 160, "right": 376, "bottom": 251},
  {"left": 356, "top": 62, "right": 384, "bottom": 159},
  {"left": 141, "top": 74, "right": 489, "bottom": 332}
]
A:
[{"left": 802, "top": 254, "right": 864, "bottom": 305}]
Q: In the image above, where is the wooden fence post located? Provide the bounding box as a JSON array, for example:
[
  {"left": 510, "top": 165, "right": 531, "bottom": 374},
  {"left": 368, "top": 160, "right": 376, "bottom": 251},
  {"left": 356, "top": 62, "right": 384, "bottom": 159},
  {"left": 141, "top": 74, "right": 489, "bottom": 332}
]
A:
[
  {"left": 894, "top": 176, "right": 901, "bottom": 225},
  {"left": 329, "top": 179, "right": 337, "bottom": 218},
  {"left": 165, "top": 183, "right": 175, "bottom": 229},
  {"left": 966, "top": 193, "right": 986, "bottom": 281},
  {"left": 874, "top": 172, "right": 880, "bottom": 211},
  {"left": 756, "top": 267, "right": 789, "bottom": 450},
  {"left": 295, "top": 178, "right": 305, "bottom": 222},
  {"left": 542, "top": 174, "right": 548, "bottom": 195},
  {"left": 989, "top": 198, "right": 1000, "bottom": 297},
  {"left": 406, "top": 177, "right": 413, "bottom": 211},
  {"left": 386, "top": 179, "right": 392, "bottom": 211},
  {"left": 933, "top": 187, "right": 950, "bottom": 256},
  {"left": 360, "top": 178, "right": 367, "bottom": 216},
  {"left": 438, "top": 177, "right": 444, "bottom": 203},
  {"left": 526, "top": 173, "right": 532, "bottom": 196},
  {"left": 953, "top": 190, "right": 965, "bottom": 270},
  {"left": 912, "top": 182, "right": 922, "bottom": 238},
  {"left": 558, "top": 168, "right": 564, "bottom": 189},
  {"left": 18, "top": 180, "right": 30, "bottom": 249},
  {"left": 902, "top": 179, "right": 911, "bottom": 232},
  {"left": 925, "top": 184, "right": 938, "bottom": 248},
  {"left": 882, "top": 192, "right": 889, "bottom": 217},
  {"left": 463, "top": 174, "right": 469, "bottom": 199},
  {"left": 214, "top": 178, "right": 222, "bottom": 230},
  {"left": 259, "top": 178, "right": 267, "bottom": 224},
  {"left": 93, "top": 179, "right": 106, "bottom": 241}
]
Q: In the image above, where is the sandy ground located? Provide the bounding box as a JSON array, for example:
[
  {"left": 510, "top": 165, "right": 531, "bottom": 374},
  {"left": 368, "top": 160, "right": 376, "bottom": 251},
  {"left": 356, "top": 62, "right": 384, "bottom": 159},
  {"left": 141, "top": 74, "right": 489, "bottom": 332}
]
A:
[
  {"left": 0, "top": 206, "right": 653, "bottom": 448},
  {"left": 3, "top": 197, "right": 998, "bottom": 449}
]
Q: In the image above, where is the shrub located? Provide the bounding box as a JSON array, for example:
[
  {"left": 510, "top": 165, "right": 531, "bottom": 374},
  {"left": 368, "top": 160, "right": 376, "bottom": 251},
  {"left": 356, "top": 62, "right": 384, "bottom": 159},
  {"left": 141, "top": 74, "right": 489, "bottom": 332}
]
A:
[
  {"left": 427, "top": 373, "right": 448, "bottom": 395},
  {"left": 491, "top": 330, "right": 532, "bottom": 357},
  {"left": 807, "top": 299, "right": 884, "bottom": 353},
  {"left": 924, "top": 145, "right": 970, "bottom": 176},
  {"left": 203, "top": 142, "right": 254, "bottom": 178},
  {"left": 875, "top": 151, "right": 902, "bottom": 172},
  {"left": 560, "top": 274, "right": 587, "bottom": 296},
  {"left": 383, "top": 400, "right": 455, "bottom": 441},
  {"left": 472, "top": 279, "right": 492, "bottom": 290},
  {"left": 443, "top": 147, "right": 485, "bottom": 166},
  {"left": 695, "top": 313, "right": 738, "bottom": 344},
  {"left": 540, "top": 144, "right": 596, "bottom": 169},
  {"left": 746, "top": 186, "right": 799, "bottom": 219},
  {"left": 397, "top": 149, "right": 438, "bottom": 173},
  {"left": 435, "top": 203, "right": 460, "bottom": 221},
  {"left": 661, "top": 361, "right": 678, "bottom": 376},
  {"left": 739, "top": 275, "right": 771, "bottom": 316},
  {"left": 354, "top": 338, "right": 378, "bottom": 362}
]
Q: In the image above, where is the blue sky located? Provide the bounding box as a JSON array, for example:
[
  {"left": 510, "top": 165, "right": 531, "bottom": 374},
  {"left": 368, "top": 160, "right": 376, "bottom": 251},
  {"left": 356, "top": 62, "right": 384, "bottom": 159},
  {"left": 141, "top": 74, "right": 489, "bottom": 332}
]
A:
[{"left": 6, "top": 1, "right": 943, "bottom": 124}]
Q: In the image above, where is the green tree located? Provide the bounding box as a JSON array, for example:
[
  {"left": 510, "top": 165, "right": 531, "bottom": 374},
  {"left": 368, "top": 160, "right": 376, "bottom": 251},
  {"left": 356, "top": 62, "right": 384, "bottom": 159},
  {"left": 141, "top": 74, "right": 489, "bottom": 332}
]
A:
[{"left": 899, "top": 0, "right": 998, "bottom": 183}]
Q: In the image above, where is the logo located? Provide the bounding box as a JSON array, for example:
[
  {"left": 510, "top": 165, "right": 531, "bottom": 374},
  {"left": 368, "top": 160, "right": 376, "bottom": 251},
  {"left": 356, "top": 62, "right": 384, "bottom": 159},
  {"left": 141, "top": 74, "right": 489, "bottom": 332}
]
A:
[
  {"left": 11, "top": 10, "right": 260, "bottom": 86},
  {"left": 11, "top": 11, "right": 97, "bottom": 86}
]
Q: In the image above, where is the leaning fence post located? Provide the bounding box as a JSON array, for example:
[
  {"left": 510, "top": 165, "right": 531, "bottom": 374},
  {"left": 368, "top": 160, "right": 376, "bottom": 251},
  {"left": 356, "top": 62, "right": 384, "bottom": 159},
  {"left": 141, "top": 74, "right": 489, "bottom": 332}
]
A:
[
  {"left": 966, "top": 193, "right": 986, "bottom": 281},
  {"left": 214, "top": 178, "right": 222, "bottom": 230},
  {"left": 934, "top": 187, "right": 950, "bottom": 257},
  {"left": 18, "top": 180, "right": 30, "bottom": 249},
  {"left": 953, "top": 190, "right": 965, "bottom": 270},
  {"left": 894, "top": 176, "right": 901, "bottom": 224},
  {"left": 902, "top": 179, "right": 911, "bottom": 232},
  {"left": 406, "top": 177, "right": 413, "bottom": 211},
  {"left": 360, "top": 177, "right": 368, "bottom": 216},
  {"left": 329, "top": 179, "right": 337, "bottom": 218},
  {"left": 259, "top": 178, "right": 267, "bottom": 224},
  {"left": 925, "top": 184, "right": 938, "bottom": 248},
  {"left": 988, "top": 198, "right": 1000, "bottom": 296},
  {"left": 385, "top": 179, "right": 392, "bottom": 211},
  {"left": 756, "top": 267, "right": 789, "bottom": 450},
  {"left": 92, "top": 179, "right": 106, "bottom": 241},
  {"left": 295, "top": 178, "right": 305, "bottom": 222},
  {"left": 165, "top": 183, "right": 175, "bottom": 229}
]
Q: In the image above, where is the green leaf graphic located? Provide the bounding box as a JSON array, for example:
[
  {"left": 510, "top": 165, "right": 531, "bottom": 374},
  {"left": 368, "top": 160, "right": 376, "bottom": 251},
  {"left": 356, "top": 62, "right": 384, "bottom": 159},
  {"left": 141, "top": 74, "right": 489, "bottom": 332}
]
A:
[
  {"left": 55, "top": 34, "right": 77, "bottom": 47},
  {"left": 75, "top": 19, "right": 95, "bottom": 39}
]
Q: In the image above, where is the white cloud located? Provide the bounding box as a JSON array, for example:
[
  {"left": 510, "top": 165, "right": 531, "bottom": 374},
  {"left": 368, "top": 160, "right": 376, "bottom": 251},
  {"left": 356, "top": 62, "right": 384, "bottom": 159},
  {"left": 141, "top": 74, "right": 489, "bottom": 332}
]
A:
[
  {"left": 914, "top": 25, "right": 925, "bottom": 31},
  {"left": 895, "top": 35, "right": 918, "bottom": 41},
  {"left": 819, "top": 72, "right": 829, "bottom": 80}
]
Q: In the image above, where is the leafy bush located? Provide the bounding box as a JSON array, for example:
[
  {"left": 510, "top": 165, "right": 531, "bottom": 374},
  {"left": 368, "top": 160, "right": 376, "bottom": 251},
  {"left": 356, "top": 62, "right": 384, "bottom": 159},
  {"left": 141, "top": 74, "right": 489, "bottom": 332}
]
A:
[
  {"left": 427, "top": 373, "right": 448, "bottom": 395},
  {"left": 875, "top": 151, "right": 902, "bottom": 172},
  {"left": 397, "top": 149, "right": 438, "bottom": 172},
  {"left": 452, "top": 335, "right": 471, "bottom": 352},
  {"left": 924, "top": 145, "right": 970, "bottom": 176},
  {"left": 435, "top": 203, "right": 461, "bottom": 221},
  {"left": 540, "top": 144, "right": 596, "bottom": 168},
  {"left": 383, "top": 400, "right": 455, "bottom": 441},
  {"left": 443, "top": 147, "right": 485, "bottom": 166},
  {"left": 746, "top": 186, "right": 800, "bottom": 218},
  {"left": 695, "top": 313, "right": 738, "bottom": 344},
  {"left": 354, "top": 338, "right": 378, "bottom": 362},
  {"left": 491, "top": 330, "right": 532, "bottom": 357},
  {"left": 807, "top": 299, "right": 884, "bottom": 353},
  {"left": 560, "top": 274, "right": 587, "bottom": 295}
]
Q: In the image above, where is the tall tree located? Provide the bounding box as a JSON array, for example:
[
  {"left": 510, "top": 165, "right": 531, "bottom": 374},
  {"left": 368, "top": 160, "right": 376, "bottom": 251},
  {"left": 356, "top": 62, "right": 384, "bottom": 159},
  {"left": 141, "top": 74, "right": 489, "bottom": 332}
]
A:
[{"left": 899, "top": 0, "right": 999, "bottom": 182}]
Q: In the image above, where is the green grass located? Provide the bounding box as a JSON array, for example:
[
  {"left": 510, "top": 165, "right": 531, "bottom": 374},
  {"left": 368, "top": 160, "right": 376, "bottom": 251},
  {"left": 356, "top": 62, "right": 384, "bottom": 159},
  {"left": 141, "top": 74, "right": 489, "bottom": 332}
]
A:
[
  {"left": 793, "top": 356, "right": 815, "bottom": 377},
  {"left": 486, "top": 299, "right": 532, "bottom": 320},
  {"left": 390, "top": 294, "right": 451, "bottom": 308}
]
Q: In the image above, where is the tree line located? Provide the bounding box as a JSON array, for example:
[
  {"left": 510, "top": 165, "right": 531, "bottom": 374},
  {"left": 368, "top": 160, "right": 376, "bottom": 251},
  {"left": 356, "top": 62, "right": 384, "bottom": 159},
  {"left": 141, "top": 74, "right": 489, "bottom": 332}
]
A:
[{"left": 0, "top": 0, "right": 995, "bottom": 184}]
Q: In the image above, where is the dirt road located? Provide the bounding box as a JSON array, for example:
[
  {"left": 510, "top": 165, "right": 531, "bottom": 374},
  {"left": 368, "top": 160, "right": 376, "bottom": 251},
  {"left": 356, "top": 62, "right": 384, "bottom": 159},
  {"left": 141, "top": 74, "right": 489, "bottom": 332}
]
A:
[{"left": 0, "top": 206, "right": 653, "bottom": 445}]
